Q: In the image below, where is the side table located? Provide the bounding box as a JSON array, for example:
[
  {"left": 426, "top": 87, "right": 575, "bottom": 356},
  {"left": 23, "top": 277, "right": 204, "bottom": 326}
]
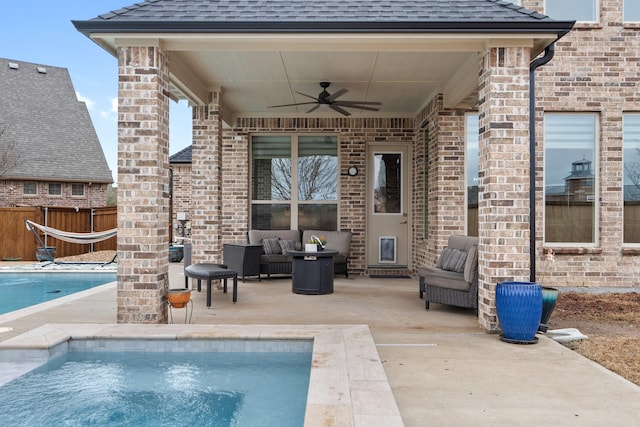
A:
[{"left": 289, "top": 250, "right": 338, "bottom": 295}]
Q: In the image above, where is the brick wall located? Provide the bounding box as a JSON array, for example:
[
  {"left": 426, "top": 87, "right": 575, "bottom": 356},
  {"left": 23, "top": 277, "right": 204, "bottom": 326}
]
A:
[
  {"left": 0, "top": 180, "right": 108, "bottom": 207},
  {"left": 526, "top": 0, "right": 640, "bottom": 287}
]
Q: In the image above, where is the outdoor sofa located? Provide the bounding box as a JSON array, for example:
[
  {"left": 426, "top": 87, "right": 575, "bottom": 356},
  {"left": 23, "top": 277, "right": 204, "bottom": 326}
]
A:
[
  {"left": 417, "top": 235, "right": 479, "bottom": 314},
  {"left": 247, "top": 229, "right": 352, "bottom": 278}
]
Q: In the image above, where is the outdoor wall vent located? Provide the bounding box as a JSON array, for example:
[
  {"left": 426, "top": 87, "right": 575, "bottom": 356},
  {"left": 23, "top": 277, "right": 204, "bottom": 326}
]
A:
[
  {"left": 8, "top": 62, "right": 19, "bottom": 70},
  {"left": 36, "top": 66, "right": 47, "bottom": 74}
]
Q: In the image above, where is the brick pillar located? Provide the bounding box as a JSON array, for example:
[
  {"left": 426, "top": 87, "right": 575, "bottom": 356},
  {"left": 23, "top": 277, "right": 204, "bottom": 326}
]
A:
[
  {"left": 477, "top": 47, "right": 531, "bottom": 332},
  {"left": 191, "top": 92, "right": 223, "bottom": 264},
  {"left": 116, "top": 46, "right": 170, "bottom": 324}
]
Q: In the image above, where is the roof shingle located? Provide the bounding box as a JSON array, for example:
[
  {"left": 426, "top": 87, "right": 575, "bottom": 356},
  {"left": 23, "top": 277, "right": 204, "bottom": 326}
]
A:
[{"left": 0, "top": 58, "right": 113, "bottom": 183}]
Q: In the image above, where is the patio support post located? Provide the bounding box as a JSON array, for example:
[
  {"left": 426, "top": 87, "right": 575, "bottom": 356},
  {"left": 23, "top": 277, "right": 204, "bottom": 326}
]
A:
[
  {"left": 116, "top": 45, "right": 171, "bottom": 324},
  {"left": 477, "top": 46, "right": 532, "bottom": 332},
  {"left": 190, "top": 92, "right": 223, "bottom": 264}
]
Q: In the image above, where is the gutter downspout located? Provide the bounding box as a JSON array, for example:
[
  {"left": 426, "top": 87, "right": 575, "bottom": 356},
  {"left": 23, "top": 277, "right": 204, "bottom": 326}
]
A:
[{"left": 529, "top": 44, "right": 555, "bottom": 283}]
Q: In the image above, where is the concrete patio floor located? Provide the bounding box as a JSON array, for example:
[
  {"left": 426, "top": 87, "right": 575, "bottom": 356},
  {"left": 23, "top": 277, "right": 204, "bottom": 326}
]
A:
[{"left": 1, "top": 262, "right": 640, "bottom": 426}]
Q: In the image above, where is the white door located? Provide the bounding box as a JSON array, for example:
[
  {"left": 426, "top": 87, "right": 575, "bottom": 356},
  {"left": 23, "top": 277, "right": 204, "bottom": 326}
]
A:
[{"left": 366, "top": 144, "right": 410, "bottom": 268}]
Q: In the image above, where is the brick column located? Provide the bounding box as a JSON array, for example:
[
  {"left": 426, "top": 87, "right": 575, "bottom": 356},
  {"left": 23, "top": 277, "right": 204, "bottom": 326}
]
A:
[
  {"left": 116, "top": 46, "right": 170, "bottom": 324},
  {"left": 477, "top": 47, "right": 532, "bottom": 332},
  {"left": 191, "top": 92, "right": 223, "bottom": 264}
]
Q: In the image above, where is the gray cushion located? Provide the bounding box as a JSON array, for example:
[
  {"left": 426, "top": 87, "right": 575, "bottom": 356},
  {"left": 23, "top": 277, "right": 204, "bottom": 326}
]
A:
[
  {"left": 278, "top": 239, "right": 297, "bottom": 254},
  {"left": 302, "top": 230, "right": 352, "bottom": 257},
  {"left": 464, "top": 245, "right": 478, "bottom": 284},
  {"left": 262, "top": 238, "right": 281, "bottom": 255},
  {"left": 419, "top": 266, "right": 470, "bottom": 291},
  {"left": 440, "top": 248, "right": 467, "bottom": 273},
  {"left": 248, "top": 230, "right": 301, "bottom": 245}
]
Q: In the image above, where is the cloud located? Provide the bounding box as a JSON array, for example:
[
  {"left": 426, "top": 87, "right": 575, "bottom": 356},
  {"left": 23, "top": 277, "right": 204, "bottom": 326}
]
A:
[
  {"left": 76, "top": 92, "right": 95, "bottom": 110},
  {"left": 100, "top": 98, "right": 118, "bottom": 121}
]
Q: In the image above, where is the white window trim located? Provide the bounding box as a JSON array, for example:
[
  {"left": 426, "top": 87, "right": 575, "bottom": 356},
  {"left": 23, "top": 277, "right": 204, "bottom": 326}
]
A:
[
  {"left": 22, "top": 182, "right": 37, "bottom": 196},
  {"left": 48, "top": 183, "right": 62, "bottom": 197},
  {"left": 543, "top": 113, "right": 600, "bottom": 248},
  {"left": 71, "top": 183, "right": 85, "bottom": 197}
]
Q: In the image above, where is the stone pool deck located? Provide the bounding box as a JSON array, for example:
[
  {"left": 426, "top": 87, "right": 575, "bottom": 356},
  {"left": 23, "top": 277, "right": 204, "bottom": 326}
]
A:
[{"left": 1, "top": 261, "right": 640, "bottom": 426}]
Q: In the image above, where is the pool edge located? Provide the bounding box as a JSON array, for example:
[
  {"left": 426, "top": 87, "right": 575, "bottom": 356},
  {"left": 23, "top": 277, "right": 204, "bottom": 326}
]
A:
[{"left": 0, "top": 323, "right": 404, "bottom": 427}]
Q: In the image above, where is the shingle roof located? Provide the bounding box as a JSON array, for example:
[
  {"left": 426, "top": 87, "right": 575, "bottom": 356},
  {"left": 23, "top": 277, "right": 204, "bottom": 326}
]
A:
[
  {"left": 0, "top": 58, "right": 113, "bottom": 183},
  {"left": 170, "top": 145, "right": 192, "bottom": 163},
  {"left": 74, "top": 0, "right": 573, "bottom": 35}
]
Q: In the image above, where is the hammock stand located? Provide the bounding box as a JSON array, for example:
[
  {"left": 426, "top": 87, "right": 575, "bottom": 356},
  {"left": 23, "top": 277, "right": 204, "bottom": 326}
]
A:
[{"left": 25, "top": 219, "right": 117, "bottom": 264}]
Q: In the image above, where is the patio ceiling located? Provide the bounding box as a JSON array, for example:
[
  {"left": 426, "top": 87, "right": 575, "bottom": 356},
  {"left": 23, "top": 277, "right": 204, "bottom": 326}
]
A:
[{"left": 91, "top": 32, "right": 558, "bottom": 122}]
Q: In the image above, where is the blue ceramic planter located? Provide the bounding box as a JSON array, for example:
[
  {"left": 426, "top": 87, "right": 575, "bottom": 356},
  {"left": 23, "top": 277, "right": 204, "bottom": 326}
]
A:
[{"left": 496, "top": 281, "right": 543, "bottom": 344}]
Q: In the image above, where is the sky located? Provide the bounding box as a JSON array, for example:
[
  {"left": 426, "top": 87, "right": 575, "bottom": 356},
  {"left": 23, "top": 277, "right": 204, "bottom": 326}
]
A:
[{"left": 1, "top": 1, "right": 193, "bottom": 183}]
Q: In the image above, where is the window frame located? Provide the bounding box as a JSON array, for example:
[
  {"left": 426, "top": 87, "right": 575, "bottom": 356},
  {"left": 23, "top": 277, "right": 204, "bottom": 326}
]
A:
[
  {"left": 250, "top": 133, "right": 339, "bottom": 230},
  {"left": 48, "top": 182, "right": 62, "bottom": 197},
  {"left": 543, "top": 113, "right": 600, "bottom": 247},
  {"left": 23, "top": 182, "right": 37, "bottom": 196},
  {"left": 71, "top": 183, "right": 85, "bottom": 197},
  {"left": 545, "top": 0, "right": 599, "bottom": 23}
]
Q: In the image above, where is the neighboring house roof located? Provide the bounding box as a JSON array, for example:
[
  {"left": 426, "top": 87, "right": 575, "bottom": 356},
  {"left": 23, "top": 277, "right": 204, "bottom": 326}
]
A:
[
  {"left": 74, "top": 0, "right": 572, "bottom": 34},
  {"left": 170, "top": 145, "right": 192, "bottom": 164},
  {"left": 0, "top": 58, "right": 112, "bottom": 183}
]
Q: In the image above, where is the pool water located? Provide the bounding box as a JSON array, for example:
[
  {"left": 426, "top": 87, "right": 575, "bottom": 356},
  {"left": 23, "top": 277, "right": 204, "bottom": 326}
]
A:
[
  {"left": 0, "top": 272, "right": 116, "bottom": 314},
  {"left": 0, "top": 350, "right": 312, "bottom": 427}
]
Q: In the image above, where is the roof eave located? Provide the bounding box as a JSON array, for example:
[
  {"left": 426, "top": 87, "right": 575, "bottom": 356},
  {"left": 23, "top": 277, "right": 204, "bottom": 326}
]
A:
[{"left": 73, "top": 19, "right": 575, "bottom": 38}]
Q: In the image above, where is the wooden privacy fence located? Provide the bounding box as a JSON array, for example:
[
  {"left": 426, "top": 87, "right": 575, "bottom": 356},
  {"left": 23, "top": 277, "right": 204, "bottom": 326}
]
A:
[{"left": 0, "top": 206, "right": 116, "bottom": 261}]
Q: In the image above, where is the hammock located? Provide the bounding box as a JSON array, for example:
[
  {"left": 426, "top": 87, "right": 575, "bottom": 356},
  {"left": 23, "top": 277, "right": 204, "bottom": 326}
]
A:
[{"left": 25, "top": 219, "right": 117, "bottom": 245}]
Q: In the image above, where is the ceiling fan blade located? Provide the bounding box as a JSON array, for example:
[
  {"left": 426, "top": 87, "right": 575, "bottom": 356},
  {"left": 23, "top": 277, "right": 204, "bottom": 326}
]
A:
[
  {"left": 268, "top": 101, "right": 317, "bottom": 108},
  {"left": 329, "top": 104, "right": 351, "bottom": 116},
  {"left": 326, "top": 88, "right": 348, "bottom": 102},
  {"left": 295, "top": 91, "right": 319, "bottom": 101},
  {"left": 335, "top": 103, "right": 380, "bottom": 112},
  {"left": 306, "top": 104, "right": 320, "bottom": 114},
  {"left": 334, "top": 100, "right": 382, "bottom": 106}
]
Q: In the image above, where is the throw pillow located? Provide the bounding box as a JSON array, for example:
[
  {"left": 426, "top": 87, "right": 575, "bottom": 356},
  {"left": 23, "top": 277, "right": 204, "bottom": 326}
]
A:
[
  {"left": 441, "top": 248, "right": 468, "bottom": 273},
  {"left": 278, "top": 239, "right": 297, "bottom": 255},
  {"left": 262, "top": 237, "right": 282, "bottom": 255},
  {"left": 437, "top": 247, "right": 454, "bottom": 269}
]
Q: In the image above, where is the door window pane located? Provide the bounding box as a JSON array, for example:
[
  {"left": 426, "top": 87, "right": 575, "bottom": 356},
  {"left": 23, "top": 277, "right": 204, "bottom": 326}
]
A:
[
  {"left": 623, "top": 115, "right": 640, "bottom": 243},
  {"left": 544, "top": 114, "right": 597, "bottom": 243},
  {"left": 373, "top": 153, "right": 402, "bottom": 214},
  {"left": 546, "top": 0, "right": 597, "bottom": 21},
  {"left": 624, "top": 1, "right": 640, "bottom": 21},
  {"left": 297, "top": 136, "right": 337, "bottom": 201}
]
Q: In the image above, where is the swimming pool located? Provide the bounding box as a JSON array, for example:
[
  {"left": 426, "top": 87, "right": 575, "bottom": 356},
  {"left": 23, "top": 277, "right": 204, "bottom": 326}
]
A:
[
  {"left": 0, "top": 272, "right": 116, "bottom": 315},
  {"left": 0, "top": 324, "right": 404, "bottom": 427},
  {"left": 0, "top": 350, "right": 312, "bottom": 426}
]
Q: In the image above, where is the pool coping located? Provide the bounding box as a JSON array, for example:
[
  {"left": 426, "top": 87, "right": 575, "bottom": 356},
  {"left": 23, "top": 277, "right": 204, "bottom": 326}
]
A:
[{"left": 0, "top": 323, "right": 404, "bottom": 427}]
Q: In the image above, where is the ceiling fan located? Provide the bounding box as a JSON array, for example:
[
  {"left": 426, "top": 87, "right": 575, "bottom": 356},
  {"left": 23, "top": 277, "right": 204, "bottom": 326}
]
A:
[{"left": 268, "top": 82, "right": 381, "bottom": 116}]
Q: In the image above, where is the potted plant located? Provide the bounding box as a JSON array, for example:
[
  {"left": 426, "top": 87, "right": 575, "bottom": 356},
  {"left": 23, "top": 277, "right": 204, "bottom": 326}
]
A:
[
  {"left": 307, "top": 235, "right": 326, "bottom": 252},
  {"left": 538, "top": 249, "right": 559, "bottom": 333}
]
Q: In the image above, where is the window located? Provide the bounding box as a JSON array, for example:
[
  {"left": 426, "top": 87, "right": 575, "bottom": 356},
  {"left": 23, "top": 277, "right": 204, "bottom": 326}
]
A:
[
  {"left": 48, "top": 183, "right": 62, "bottom": 196},
  {"left": 466, "top": 114, "right": 479, "bottom": 237},
  {"left": 23, "top": 182, "right": 36, "bottom": 195},
  {"left": 251, "top": 135, "right": 338, "bottom": 230},
  {"left": 624, "top": 1, "right": 640, "bottom": 21},
  {"left": 544, "top": 114, "right": 598, "bottom": 244},
  {"left": 545, "top": 0, "right": 598, "bottom": 22},
  {"left": 71, "top": 183, "right": 85, "bottom": 196},
  {"left": 623, "top": 114, "right": 640, "bottom": 244}
]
